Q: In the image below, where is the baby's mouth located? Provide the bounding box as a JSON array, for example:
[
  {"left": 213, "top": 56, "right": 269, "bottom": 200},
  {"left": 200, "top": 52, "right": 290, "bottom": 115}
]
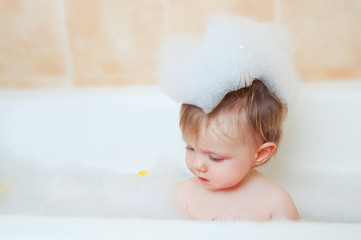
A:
[{"left": 198, "top": 176, "right": 209, "bottom": 182}]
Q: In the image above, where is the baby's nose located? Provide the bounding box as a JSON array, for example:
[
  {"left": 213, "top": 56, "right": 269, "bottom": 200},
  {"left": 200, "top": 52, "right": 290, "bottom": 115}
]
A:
[{"left": 195, "top": 158, "right": 207, "bottom": 172}]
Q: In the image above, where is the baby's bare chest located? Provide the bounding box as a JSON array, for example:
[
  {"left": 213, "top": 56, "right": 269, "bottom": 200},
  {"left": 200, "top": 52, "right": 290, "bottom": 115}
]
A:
[{"left": 186, "top": 188, "right": 271, "bottom": 221}]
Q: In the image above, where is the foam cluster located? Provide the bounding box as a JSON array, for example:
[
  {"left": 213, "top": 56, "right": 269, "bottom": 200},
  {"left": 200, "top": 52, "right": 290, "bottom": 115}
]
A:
[
  {"left": 0, "top": 153, "right": 187, "bottom": 219},
  {"left": 157, "top": 12, "right": 300, "bottom": 113},
  {"left": 2, "top": 149, "right": 361, "bottom": 222}
]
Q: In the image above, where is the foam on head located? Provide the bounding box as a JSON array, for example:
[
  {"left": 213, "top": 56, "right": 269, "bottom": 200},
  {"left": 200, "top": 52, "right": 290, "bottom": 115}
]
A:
[{"left": 157, "top": 12, "right": 299, "bottom": 113}]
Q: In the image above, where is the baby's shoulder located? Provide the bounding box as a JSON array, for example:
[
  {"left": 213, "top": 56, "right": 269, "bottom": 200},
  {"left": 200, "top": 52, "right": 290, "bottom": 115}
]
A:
[
  {"left": 176, "top": 177, "right": 198, "bottom": 195},
  {"left": 248, "top": 170, "right": 284, "bottom": 193},
  {"left": 252, "top": 172, "right": 291, "bottom": 201},
  {"left": 175, "top": 178, "right": 200, "bottom": 217},
  {"left": 251, "top": 171, "right": 299, "bottom": 220}
]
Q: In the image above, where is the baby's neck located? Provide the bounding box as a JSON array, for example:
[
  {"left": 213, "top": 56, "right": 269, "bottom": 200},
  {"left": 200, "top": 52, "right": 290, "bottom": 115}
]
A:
[{"left": 205, "top": 168, "right": 259, "bottom": 193}]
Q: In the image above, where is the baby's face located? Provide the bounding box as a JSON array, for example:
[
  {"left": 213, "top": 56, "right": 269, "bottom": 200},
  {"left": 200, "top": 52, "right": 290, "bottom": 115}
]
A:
[{"left": 184, "top": 121, "right": 258, "bottom": 191}]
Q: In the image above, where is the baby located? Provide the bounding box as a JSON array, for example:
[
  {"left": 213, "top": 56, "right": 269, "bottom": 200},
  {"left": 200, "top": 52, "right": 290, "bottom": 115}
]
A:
[
  {"left": 156, "top": 12, "right": 300, "bottom": 221},
  {"left": 176, "top": 80, "right": 299, "bottom": 221}
]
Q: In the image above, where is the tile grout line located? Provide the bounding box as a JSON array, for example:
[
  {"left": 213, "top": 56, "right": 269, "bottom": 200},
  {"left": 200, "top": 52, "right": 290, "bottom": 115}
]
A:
[
  {"left": 57, "top": 0, "right": 74, "bottom": 88},
  {"left": 274, "top": 0, "right": 281, "bottom": 24},
  {"left": 162, "top": 0, "right": 170, "bottom": 36}
]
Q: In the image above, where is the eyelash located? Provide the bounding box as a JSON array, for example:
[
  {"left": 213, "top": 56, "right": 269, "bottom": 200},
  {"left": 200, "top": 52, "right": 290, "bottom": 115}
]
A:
[
  {"left": 186, "top": 146, "right": 194, "bottom": 151},
  {"left": 186, "top": 146, "right": 224, "bottom": 162},
  {"left": 209, "top": 155, "right": 224, "bottom": 162}
]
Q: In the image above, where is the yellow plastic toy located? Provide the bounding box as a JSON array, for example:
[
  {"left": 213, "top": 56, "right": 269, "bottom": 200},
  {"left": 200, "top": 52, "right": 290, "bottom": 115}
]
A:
[
  {"left": 0, "top": 178, "right": 15, "bottom": 197},
  {"left": 137, "top": 170, "right": 147, "bottom": 177}
]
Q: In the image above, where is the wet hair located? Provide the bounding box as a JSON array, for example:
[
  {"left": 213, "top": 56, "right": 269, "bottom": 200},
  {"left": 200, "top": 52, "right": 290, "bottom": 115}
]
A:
[{"left": 180, "top": 79, "right": 287, "bottom": 147}]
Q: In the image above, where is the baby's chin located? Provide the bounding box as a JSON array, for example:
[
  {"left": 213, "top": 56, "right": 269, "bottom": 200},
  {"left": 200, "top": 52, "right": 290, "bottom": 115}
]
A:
[{"left": 201, "top": 181, "right": 238, "bottom": 191}]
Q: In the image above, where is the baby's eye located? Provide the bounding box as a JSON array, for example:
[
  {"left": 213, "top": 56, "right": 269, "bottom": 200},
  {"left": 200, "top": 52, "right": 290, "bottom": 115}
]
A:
[
  {"left": 186, "top": 146, "right": 195, "bottom": 151},
  {"left": 209, "top": 154, "right": 224, "bottom": 162}
]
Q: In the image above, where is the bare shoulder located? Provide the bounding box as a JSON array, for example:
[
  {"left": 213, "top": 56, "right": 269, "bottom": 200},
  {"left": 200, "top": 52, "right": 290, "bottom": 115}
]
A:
[
  {"left": 253, "top": 171, "right": 299, "bottom": 221},
  {"left": 175, "top": 178, "right": 197, "bottom": 217},
  {"left": 270, "top": 189, "right": 299, "bottom": 221},
  {"left": 176, "top": 177, "right": 197, "bottom": 196}
]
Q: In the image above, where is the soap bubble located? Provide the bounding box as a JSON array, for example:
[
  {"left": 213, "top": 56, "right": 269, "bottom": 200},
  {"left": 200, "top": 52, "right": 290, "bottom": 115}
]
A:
[
  {"left": 1, "top": 147, "right": 361, "bottom": 222},
  {"left": 0, "top": 152, "right": 186, "bottom": 219},
  {"left": 156, "top": 12, "right": 300, "bottom": 113}
]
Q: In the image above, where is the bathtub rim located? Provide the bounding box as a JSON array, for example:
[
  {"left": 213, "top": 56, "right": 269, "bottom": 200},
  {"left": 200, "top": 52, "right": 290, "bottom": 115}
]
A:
[{"left": 0, "top": 215, "right": 360, "bottom": 240}]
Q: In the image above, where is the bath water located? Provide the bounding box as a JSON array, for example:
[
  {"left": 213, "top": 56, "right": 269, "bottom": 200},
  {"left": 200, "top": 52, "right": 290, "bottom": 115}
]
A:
[
  {"left": 1, "top": 148, "right": 360, "bottom": 222},
  {"left": 268, "top": 171, "right": 361, "bottom": 223},
  {"left": 0, "top": 152, "right": 186, "bottom": 219}
]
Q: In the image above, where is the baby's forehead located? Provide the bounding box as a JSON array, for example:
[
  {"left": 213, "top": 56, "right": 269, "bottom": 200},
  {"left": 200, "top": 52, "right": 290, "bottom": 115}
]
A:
[{"left": 185, "top": 113, "right": 253, "bottom": 148}]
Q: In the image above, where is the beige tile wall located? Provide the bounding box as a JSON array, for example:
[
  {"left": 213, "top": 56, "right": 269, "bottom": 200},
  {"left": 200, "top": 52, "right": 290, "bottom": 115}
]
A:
[{"left": 0, "top": 0, "right": 360, "bottom": 88}]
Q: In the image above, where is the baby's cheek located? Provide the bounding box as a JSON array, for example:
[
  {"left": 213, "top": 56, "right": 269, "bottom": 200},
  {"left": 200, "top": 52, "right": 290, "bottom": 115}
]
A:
[
  {"left": 221, "top": 168, "right": 246, "bottom": 187},
  {"left": 215, "top": 173, "right": 239, "bottom": 188},
  {"left": 185, "top": 156, "right": 193, "bottom": 170}
]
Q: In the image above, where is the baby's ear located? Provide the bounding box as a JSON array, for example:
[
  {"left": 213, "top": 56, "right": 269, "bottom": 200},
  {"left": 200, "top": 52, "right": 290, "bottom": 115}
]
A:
[{"left": 252, "top": 142, "right": 277, "bottom": 167}]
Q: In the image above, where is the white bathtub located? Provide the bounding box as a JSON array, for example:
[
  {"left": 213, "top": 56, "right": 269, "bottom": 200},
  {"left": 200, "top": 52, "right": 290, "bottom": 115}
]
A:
[{"left": 0, "top": 81, "right": 361, "bottom": 239}]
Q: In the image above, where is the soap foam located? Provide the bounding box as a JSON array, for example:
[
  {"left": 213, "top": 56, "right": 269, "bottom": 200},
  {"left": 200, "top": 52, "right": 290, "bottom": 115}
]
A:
[
  {"left": 1, "top": 146, "right": 361, "bottom": 222},
  {"left": 266, "top": 171, "right": 361, "bottom": 223},
  {"left": 0, "top": 152, "right": 187, "bottom": 219},
  {"left": 157, "top": 12, "right": 299, "bottom": 113}
]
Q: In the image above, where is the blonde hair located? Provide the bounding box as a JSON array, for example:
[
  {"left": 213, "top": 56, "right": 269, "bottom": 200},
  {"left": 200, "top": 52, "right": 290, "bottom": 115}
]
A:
[{"left": 180, "top": 80, "right": 287, "bottom": 147}]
